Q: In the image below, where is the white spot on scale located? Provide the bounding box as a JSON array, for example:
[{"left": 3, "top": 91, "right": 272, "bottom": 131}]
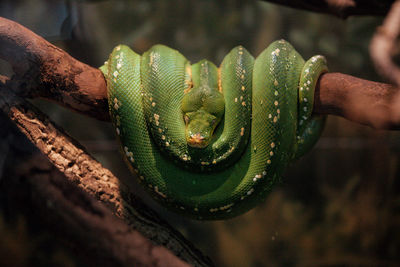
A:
[
  {"left": 116, "top": 128, "right": 120, "bottom": 135},
  {"left": 113, "top": 71, "right": 119, "bottom": 78},
  {"left": 274, "top": 101, "right": 278, "bottom": 106},
  {"left": 116, "top": 46, "right": 121, "bottom": 51},
  {"left": 304, "top": 98, "right": 308, "bottom": 102},
  {"left": 240, "top": 127, "right": 245, "bottom": 136},
  {"left": 247, "top": 188, "right": 254, "bottom": 195},
  {"left": 116, "top": 63, "right": 122, "bottom": 69},
  {"left": 274, "top": 91, "right": 278, "bottom": 96},
  {"left": 274, "top": 79, "right": 279, "bottom": 86},
  {"left": 272, "top": 48, "right": 280, "bottom": 56},
  {"left": 268, "top": 114, "right": 272, "bottom": 119}
]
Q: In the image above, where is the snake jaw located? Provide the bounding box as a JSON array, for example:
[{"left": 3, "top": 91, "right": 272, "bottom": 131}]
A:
[{"left": 187, "top": 133, "right": 208, "bottom": 148}]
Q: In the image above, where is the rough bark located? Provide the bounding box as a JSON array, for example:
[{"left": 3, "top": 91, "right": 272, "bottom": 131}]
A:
[
  {"left": 0, "top": 83, "right": 213, "bottom": 267},
  {"left": 1, "top": 150, "right": 190, "bottom": 267}
]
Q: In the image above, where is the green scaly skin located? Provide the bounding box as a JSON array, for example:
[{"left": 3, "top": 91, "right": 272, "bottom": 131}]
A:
[{"left": 101, "top": 40, "right": 327, "bottom": 220}]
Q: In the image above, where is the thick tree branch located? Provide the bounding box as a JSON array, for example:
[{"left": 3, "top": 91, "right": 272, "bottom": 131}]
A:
[
  {"left": 315, "top": 72, "right": 400, "bottom": 129},
  {"left": 1, "top": 16, "right": 399, "bottom": 130},
  {"left": 0, "top": 17, "right": 108, "bottom": 121},
  {"left": 1, "top": 151, "right": 189, "bottom": 267},
  {"left": 0, "top": 84, "right": 213, "bottom": 267}
]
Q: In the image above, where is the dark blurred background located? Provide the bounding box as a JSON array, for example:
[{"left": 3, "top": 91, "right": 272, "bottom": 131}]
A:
[{"left": 0, "top": 0, "right": 399, "bottom": 266}]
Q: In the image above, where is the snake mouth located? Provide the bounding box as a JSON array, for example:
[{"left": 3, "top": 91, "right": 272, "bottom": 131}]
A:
[{"left": 187, "top": 133, "right": 208, "bottom": 148}]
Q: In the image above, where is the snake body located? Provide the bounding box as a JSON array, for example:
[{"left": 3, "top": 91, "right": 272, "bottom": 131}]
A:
[{"left": 101, "top": 40, "right": 327, "bottom": 220}]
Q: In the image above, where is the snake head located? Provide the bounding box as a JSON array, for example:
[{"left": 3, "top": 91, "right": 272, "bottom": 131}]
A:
[
  {"left": 183, "top": 110, "right": 219, "bottom": 148},
  {"left": 181, "top": 59, "right": 225, "bottom": 148},
  {"left": 182, "top": 88, "right": 225, "bottom": 148}
]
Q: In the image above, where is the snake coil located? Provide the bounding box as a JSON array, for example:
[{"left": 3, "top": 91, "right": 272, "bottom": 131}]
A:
[{"left": 100, "top": 40, "right": 327, "bottom": 220}]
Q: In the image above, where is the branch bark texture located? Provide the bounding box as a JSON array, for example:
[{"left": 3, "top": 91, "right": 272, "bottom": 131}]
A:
[
  {"left": 0, "top": 84, "right": 213, "bottom": 267},
  {"left": 1, "top": 150, "right": 189, "bottom": 267}
]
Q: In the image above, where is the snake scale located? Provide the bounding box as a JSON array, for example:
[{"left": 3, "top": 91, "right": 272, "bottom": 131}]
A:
[{"left": 100, "top": 40, "right": 327, "bottom": 220}]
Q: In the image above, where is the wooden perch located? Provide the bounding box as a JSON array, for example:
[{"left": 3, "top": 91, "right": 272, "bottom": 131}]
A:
[{"left": 1, "top": 16, "right": 400, "bottom": 130}]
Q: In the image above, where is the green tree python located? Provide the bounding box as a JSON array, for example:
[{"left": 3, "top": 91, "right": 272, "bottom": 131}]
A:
[{"left": 100, "top": 40, "right": 327, "bottom": 220}]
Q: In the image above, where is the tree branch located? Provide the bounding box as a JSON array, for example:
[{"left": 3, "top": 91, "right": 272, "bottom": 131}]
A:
[
  {"left": 1, "top": 16, "right": 399, "bottom": 130},
  {"left": 1, "top": 150, "right": 190, "bottom": 267},
  {"left": 0, "top": 83, "right": 213, "bottom": 267},
  {"left": 0, "top": 17, "right": 108, "bottom": 121}
]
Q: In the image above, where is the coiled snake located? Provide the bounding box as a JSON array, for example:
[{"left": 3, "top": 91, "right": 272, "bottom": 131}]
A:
[{"left": 100, "top": 40, "right": 327, "bottom": 220}]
